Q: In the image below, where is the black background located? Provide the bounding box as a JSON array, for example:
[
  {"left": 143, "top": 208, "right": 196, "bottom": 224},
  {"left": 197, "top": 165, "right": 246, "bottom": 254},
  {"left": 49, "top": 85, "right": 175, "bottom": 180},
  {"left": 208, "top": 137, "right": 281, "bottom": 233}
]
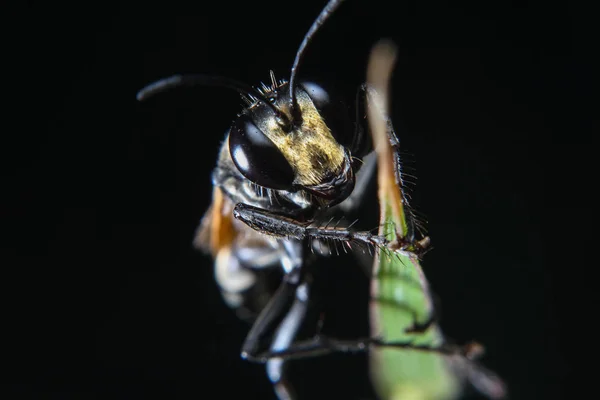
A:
[{"left": 4, "top": 0, "right": 590, "bottom": 399}]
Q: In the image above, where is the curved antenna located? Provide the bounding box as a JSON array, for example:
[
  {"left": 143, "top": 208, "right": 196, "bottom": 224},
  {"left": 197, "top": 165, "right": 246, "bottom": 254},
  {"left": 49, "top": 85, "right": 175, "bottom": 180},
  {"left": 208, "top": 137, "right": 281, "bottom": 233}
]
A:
[
  {"left": 137, "top": 74, "right": 291, "bottom": 130},
  {"left": 288, "top": 0, "right": 347, "bottom": 121}
]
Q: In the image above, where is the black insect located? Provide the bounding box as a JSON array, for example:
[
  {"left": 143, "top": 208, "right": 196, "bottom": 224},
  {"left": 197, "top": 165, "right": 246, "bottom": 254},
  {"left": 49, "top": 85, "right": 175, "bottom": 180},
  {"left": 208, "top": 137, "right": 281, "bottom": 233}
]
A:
[{"left": 136, "top": 0, "right": 438, "bottom": 399}]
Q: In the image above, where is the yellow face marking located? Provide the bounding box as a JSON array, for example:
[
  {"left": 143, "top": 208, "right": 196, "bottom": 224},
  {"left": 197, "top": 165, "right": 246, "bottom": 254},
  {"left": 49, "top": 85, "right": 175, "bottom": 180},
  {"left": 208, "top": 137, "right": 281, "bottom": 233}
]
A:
[{"left": 258, "top": 90, "right": 346, "bottom": 187}]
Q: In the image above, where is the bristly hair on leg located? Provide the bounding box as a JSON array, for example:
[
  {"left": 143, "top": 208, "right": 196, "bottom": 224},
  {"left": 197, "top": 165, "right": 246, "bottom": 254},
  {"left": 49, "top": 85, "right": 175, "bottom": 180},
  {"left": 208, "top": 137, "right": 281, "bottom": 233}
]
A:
[
  {"left": 323, "top": 216, "right": 335, "bottom": 229},
  {"left": 389, "top": 136, "right": 429, "bottom": 240},
  {"left": 350, "top": 236, "right": 407, "bottom": 267},
  {"left": 332, "top": 238, "right": 340, "bottom": 256}
]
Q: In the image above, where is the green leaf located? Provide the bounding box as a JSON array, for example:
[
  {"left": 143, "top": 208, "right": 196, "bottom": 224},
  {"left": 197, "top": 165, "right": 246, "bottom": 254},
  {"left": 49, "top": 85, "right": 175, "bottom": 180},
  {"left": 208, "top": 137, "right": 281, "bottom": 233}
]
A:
[{"left": 365, "top": 40, "right": 505, "bottom": 400}]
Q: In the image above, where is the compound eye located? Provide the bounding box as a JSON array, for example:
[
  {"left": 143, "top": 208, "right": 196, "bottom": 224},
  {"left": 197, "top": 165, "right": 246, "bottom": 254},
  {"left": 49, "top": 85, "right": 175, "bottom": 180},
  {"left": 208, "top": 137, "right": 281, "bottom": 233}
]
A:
[
  {"left": 228, "top": 115, "right": 295, "bottom": 190},
  {"left": 299, "top": 81, "right": 354, "bottom": 149},
  {"left": 300, "top": 81, "right": 331, "bottom": 109}
]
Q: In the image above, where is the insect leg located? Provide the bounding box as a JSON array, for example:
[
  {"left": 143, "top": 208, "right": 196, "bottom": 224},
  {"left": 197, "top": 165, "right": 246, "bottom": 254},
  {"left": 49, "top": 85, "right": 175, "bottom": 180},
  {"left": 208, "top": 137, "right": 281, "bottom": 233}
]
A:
[
  {"left": 245, "top": 334, "right": 484, "bottom": 362},
  {"left": 247, "top": 333, "right": 508, "bottom": 398},
  {"left": 233, "top": 203, "right": 390, "bottom": 249},
  {"left": 350, "top": 82, "right": 373, "bottom": 158},
  {"left": 266, "top": 278, "right": 312, "bottom": 400},
  {"left": 362, "top": 83, "right": 431, "bottom": 241},
  {"left": 336, "top": 82, "right": 380, "bottom": 216},
  {"left": 240, "top": 240, "right": 313, "bottom": 400},
  {"left": 338, "top": 151, "right": 377, "bottom": 215}
]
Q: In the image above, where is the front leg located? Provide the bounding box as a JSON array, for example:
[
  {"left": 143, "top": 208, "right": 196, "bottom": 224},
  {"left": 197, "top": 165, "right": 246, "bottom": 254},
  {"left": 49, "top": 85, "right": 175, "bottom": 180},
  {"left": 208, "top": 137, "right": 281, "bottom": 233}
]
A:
[
  {"left": 234, "top": 203, "right": 429, "bottom": 257},
  {"left": 233, "top": 203, "right": 391, "bottom": 250},
  {"left": 362, "top": 83, "right": 429, "bottom": 240}
]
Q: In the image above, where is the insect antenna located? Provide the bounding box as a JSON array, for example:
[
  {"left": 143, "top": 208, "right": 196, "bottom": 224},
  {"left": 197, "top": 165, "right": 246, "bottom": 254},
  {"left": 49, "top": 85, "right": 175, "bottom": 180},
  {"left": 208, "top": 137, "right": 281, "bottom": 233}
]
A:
[
  {"left": 288, "top": 0, "right": 347, "bottom": 123},
  {"left": 136, "top": 74, "right": 292, "bottom": 130}
]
